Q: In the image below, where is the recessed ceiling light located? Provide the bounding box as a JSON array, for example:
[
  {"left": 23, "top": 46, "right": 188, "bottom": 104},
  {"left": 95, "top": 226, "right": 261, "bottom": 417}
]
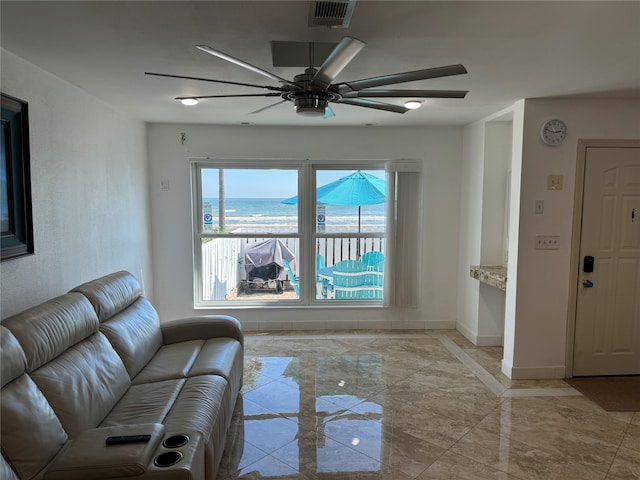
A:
[
  {"left": 404, "top": 100, "right": 423, "bottom": 110},
  {"left": 181, "top": 98, "right": 199, "bottom": 106}
]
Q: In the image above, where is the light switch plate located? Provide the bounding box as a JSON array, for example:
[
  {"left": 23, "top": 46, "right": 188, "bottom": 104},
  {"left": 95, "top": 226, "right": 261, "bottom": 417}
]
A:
[
  {"left": 548, "top": 175, "right": 563, "bottom": 190},
  {"left": 535, "top": 235, "right": 560, "bottom": 250}
]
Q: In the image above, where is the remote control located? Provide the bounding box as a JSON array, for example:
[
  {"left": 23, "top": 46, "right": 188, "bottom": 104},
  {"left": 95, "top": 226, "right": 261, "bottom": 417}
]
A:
[{"left": 105, "top": 434, "right": 151, "bottom": 445}]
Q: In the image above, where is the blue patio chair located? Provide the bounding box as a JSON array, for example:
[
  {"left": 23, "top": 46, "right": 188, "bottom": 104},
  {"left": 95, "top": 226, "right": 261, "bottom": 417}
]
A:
[
  {"left": 332, "top": 260, "right": 383, "bottom": 299},
  {"left": 316, "top": 253, "right": 326, "bottom": 278},
  {"left": 283, "top": 259, "right": 299, "bottom": 296},
  {"left": 332, "top": 260, "right": 366, "bottom": 299},
  {"left": 361, "top": 251, "right": 384, "bottom": 270},
  {"left": 364, "top": 261, "right": 384, "bottom": 299}
]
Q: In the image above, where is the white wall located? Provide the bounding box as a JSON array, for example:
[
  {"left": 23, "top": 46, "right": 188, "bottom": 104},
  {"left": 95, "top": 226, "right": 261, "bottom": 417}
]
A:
[
  {"left": 0, "top": 50, "right": 152, "bottom": 318},
  {"left": 505, "top": 98, "right": 640, "bottom": 379},
  {"left": 147, "top": 124, "right": 463, "bottom": 330},
  {"left": 457, "top": 109, "right": 515, "bottom": 346},
  {"left": 457, "top": 121, "right": 484, "bottom": 341}
]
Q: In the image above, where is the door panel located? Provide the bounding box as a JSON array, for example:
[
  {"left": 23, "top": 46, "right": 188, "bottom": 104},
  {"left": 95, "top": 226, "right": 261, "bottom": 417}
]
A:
[{"left": 573, "top": 146, "right": 640, "bottom": 376}]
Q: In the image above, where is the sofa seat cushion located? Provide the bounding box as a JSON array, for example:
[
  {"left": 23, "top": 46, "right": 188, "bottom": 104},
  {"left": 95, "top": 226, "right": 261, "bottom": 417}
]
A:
[
  {"left": 161, "top": 375, "right": 231, "bottom": 441},
  {"left": 131, "top": 340, "right": 204, "bottom": 385},
  {"left": 102, "top": 375, "right": 230, "bottom": 443},
  {"left": 100, "top": 379, "right": 185, "bottom": 426},
  {"left": 189, "top": 338, "right": 243, "bottom": 404},
  {"left": 131, "top": 338, "right": 243, "bottom": 396}
]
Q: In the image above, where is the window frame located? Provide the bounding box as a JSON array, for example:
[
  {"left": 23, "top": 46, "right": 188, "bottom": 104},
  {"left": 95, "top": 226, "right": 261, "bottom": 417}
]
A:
[{"left": 191, "top": 159, "right": 390, "bottom": 308}]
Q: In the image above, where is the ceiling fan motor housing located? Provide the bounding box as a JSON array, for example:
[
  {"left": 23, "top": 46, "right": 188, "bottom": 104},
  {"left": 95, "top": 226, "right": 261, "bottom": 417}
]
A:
[
  {"left": 294, "top": 93, "right": 328, "bottom": 117},
  {"left": 285, "top": 70, "right": 342, "bottom": 116}
]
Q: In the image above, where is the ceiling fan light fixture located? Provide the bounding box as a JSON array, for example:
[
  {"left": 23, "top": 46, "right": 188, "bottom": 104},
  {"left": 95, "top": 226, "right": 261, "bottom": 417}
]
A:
[
  {"left": 294, "top": 92, "right": 328, "bottom": 117},
  {"left": 181, "top": 98, "right": 199, "bottom": 106},
  {"left": 404, "top": 100, "right": 423, "bottom": 110}
]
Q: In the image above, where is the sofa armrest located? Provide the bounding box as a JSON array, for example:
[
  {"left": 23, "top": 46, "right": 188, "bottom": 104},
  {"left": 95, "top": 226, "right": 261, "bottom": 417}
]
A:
[
  {"left": 160, "top": 315, "right": 243, "bottom": 347},
  {"left": 45, "top": 424, "right": 164, "bottom": 480}
]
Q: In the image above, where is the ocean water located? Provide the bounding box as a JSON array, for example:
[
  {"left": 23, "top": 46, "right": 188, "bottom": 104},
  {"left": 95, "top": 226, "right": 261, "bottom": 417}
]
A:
[{"left": 202, "top": 197, "right": 385, "bottom": 232}]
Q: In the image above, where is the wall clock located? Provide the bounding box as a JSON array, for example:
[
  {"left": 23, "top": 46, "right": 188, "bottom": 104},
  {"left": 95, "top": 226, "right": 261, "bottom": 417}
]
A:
[{"left": 540, "top": 119, "right": 567, "bottom": 146}]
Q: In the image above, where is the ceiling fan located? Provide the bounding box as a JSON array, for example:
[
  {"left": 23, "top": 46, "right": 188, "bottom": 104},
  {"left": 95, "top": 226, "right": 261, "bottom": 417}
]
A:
[{"left": 145, "top": 36, "right": 468, "bottom": 118}]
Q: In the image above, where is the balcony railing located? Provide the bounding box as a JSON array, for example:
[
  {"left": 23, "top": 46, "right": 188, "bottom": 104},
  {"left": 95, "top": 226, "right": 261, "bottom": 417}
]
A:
[{"left": 201, "top": 236, "right": 385, "bottom": 301}]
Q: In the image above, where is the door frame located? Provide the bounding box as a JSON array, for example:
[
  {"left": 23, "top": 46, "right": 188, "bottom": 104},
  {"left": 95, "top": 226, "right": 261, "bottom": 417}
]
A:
[{"left": 566, "top": 139, "right": 640, "bottom": 378}]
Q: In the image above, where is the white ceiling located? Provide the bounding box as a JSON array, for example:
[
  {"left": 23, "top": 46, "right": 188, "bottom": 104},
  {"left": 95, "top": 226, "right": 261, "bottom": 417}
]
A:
[{"left": 1, "top": 1, "right": 639, "bottom": 127}]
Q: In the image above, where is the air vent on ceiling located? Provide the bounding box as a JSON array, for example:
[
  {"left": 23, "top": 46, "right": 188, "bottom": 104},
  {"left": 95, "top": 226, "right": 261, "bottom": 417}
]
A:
[{"left": 309, "top": 0, "right": 357, "bottom": 28}]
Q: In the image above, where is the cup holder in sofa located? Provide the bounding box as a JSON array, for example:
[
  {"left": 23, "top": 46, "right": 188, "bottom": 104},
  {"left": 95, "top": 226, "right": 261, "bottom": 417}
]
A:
[
  {"left": 154, "top": 451, "right": 183, "bottom": 468},
  {"left": 162, "top": 434, "right": 189, "bottom": 449}
]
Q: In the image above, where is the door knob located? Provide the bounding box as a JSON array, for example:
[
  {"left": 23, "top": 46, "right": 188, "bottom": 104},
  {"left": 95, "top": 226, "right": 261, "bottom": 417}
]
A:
[{"left": 583, "top": 280, "right": 594, "bottom": 288}]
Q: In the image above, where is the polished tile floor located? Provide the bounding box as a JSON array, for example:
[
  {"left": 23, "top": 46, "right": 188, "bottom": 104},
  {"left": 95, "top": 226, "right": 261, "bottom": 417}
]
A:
[{"left": 216, "top": 331, "right": 640, "bottom": 480}]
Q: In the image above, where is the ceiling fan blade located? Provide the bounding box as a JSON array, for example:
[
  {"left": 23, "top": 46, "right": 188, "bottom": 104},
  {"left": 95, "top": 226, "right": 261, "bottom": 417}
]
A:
[
  {"left": 323, "top": 105, "right": 336, "bottom": 119},
  {"left": 250, "top": 100, "right": 288, "bottom": 115},
  {"left": 311, "top": 37, "right": 366, "bottom": 89},
  {"left": 336, "top": 98, "right": 409, "bottom": 114},
  {"left": 335, "top": 64, "right": 468, "bottom": 93},
  {"left": 145, "top": 72, "right": 286, "bottom": 92},
  {"left": 175, "top": 93, "right": 282, "bottom": 100},
  {"left": 343, "top": 89, "right": 468, "bottom": 99},
  {"left": 195, "top": 45, "right": 300, "bottom": 90}
]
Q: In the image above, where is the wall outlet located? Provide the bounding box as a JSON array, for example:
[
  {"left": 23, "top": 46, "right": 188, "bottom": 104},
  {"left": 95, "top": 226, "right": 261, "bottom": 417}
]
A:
[
  {"left": 535, "top": 235, "right": 560, "bottom": 250},
  {"left": 161, "top": 179, "right": 170, "bottom": 191},
  {"left": 548, "top": 174, "right": 563, "bottom": 190}
]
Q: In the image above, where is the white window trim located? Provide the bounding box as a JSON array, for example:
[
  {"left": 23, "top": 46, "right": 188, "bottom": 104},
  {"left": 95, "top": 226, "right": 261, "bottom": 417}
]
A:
[{"left": 191, "top": 158, "right": 421, "bottom": 308}]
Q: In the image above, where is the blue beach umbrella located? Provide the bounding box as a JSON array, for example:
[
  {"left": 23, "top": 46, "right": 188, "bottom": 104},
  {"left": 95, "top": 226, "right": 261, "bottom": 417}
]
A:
[{"left": 282, "top": 170, "right": 386, "bottom": 232}]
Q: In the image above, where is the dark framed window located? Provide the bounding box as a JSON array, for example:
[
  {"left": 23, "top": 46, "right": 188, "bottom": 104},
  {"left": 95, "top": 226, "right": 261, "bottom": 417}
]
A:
[{"left": 1, "top": 93, "right": 34, "bottom": 261}]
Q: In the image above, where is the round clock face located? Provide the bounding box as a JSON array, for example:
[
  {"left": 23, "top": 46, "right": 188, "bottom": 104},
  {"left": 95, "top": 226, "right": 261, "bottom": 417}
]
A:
[{"left": 541, "top": 119, "right": 567, "bottom": 145}]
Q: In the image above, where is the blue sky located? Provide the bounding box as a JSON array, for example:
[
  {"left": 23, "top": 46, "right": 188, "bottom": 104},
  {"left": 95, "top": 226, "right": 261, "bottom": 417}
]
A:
[{"left": 201, "top": 168, "right": 385, "bottom": 198}]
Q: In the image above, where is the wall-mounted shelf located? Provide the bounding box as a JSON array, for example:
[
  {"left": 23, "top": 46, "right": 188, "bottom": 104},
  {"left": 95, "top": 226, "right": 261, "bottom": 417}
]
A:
[{"left": 470, "top": 265, "right": 507, "bottom": 291}]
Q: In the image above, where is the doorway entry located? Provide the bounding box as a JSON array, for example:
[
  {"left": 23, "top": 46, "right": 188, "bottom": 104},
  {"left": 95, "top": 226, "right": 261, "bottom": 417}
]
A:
[{"left": 570, "top": 140, "right": 640, "bottom": 376}]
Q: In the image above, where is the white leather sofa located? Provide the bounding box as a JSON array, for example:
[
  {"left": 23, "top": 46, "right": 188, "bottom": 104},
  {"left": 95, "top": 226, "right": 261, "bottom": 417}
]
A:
[{"left": 1, "top": 271, "right": 243, "bottom": 480}]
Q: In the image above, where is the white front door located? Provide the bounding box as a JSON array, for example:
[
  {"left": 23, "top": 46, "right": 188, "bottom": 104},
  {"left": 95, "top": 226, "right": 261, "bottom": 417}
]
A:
[{"left": 573, "top": 145, "right": 640, "bottom": 376}]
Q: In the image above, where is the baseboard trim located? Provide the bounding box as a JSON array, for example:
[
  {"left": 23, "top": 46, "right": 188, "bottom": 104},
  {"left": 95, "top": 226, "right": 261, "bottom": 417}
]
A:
[
  {"left": 241, "top": 319, "right": 456, "bottom": 332},
  {"left": 456, "top": 322, "right": 502, "bottom": 346},
  {"left": 502, "top": 361, "right": 566, "bottom": 380}
]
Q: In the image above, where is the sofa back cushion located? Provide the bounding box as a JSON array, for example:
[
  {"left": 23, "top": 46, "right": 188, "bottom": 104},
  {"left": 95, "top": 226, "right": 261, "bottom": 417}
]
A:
[
  {"left": 2, "top": 293, "right": 130, "bottom": 438},
  {"left": 3, "top": 293, "right": 98, "bottom": 371},
  {"left": 1, "top": 325, "right": 26, "bottom": 388},
  {"left": 1, "top": 326, "right": 68, "bottom": 480},
  {"left": 30, "top": 333, "right": 131, "bottom": 437},
  {"left": 97, "top": 297, "right": 163, "bottom": 379},
  {"left": 72, "top": 271, "right": 163, "bottom": 379}
]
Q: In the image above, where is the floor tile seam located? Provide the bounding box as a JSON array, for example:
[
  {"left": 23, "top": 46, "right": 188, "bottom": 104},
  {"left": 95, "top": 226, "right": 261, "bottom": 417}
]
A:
[
  {"left": 436, "top": 411, "right": 529, "bottom": 480},
  {"left": 266, "top": 438, "right": 313, "bottom": 475},
  {"left": 235, "top": 438, "right": 274, "bottom": 473},
  {"left": 250, "top": 449, "right": 315, "bottom": 480},
  {"left": 605, "top": 420, "right": 634, "bottom": 477},
  {"left": 449, "top": 420, "right": 595, "bottom": 480},
  {"left": 435, "top": 335, "right": 509, "bottom": 398},
  {"left": 437, "top": 335, "right": 590, "bottom": 401},
  {"left": 470, "top": 417, "right": 624, "bottom": 470},
  {"left": 318, "top": 431, "right": 387, "bottom": 469}
]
